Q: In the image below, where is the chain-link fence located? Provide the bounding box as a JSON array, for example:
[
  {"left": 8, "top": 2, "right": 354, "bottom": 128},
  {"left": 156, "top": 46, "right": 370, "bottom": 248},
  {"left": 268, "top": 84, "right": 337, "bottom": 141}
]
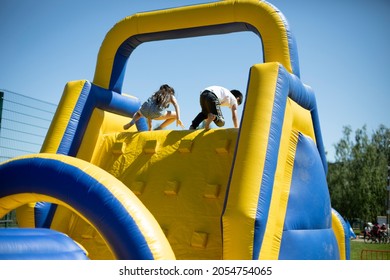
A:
[
  {"left": 0, "top": 89, "right": 56, "bottom": 162},
  {"left": 0, "top": 89, "right": 56, "bottom": 227}
]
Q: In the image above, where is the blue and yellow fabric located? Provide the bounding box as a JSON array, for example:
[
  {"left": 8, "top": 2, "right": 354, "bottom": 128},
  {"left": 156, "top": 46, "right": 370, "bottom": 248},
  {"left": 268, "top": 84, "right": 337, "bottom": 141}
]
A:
[{"left": 0, "top": 0, "right": 349, "bottom": 260}]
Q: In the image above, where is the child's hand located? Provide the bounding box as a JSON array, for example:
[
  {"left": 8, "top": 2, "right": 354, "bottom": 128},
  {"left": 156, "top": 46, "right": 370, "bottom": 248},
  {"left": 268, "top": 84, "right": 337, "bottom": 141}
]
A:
[{"left": 176, "top": 119, "right": 185, "bottom": 129}]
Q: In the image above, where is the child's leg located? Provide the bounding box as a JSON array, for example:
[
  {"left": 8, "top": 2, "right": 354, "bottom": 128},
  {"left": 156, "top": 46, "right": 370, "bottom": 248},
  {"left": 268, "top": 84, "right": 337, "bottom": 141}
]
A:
[
  {"left": 190, "top": 112, "right": 206, "bottom": 129},
  {"left": 209, "top": 97, "right": 224, "bottom": 127},
  {"left": 154, "top": 111, "right": 176, "bottom": 130},
  {"left": 190, "top": 92, "right": 210, "bottom": 129},
  {"left": 123, "top": 111, "right": 142, "bottom": 130},
  {"left": 204, "top": 113, "right": 216, "bottom": 130}
]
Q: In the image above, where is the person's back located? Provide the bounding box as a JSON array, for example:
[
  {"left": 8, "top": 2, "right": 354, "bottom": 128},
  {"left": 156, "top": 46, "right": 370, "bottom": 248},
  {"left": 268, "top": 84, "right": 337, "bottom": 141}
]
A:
[
  {"left": 379, "top": 223, "right": 387, "bottom": 238},
  {"left": 371, "top": 223, "right": 380, "bottom": 237}
]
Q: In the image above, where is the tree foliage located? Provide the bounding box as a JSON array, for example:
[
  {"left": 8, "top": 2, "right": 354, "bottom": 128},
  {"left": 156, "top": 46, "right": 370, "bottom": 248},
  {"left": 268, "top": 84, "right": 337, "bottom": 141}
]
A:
[{"left": 327, "top": 125, "right": 389, "bottom": 223}]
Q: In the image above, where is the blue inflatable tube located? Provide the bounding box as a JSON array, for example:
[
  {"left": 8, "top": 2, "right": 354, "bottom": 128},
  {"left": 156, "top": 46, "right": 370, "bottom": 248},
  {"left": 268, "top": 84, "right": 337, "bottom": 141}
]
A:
[
  {"left": 0, "top": 228, "right": 89, "bottom": 260},
  {"left": 0, "top": 154, "right": 175, "bottom": 260}
]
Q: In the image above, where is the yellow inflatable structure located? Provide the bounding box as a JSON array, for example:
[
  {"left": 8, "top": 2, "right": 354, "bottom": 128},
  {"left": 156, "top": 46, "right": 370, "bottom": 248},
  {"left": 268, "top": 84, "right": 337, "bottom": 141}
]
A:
[{"left": 0, "top": 0, "right": 351, "bottom": 260}]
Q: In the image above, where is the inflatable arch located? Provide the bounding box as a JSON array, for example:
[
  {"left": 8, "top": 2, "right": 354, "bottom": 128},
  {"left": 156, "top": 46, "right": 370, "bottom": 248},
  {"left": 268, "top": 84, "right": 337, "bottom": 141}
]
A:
[
  {"left": 0, "top": 0, "right": 350, "bottom": 260},
  {"left": 0, "top": 154, "right": 174, "bottom": 260}
]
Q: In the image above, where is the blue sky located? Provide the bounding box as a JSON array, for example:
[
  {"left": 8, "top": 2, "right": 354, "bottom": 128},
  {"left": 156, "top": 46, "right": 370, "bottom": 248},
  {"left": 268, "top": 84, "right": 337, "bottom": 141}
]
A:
[{"left": 1, "top": 0, "right": 389, "bottom": 162}]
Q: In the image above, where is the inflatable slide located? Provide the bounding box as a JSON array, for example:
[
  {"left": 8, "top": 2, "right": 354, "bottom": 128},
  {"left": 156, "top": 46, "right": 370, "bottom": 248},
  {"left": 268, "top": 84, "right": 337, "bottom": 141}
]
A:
[{"left": 0, "top": 0, "right": 351, "bottom": 260}]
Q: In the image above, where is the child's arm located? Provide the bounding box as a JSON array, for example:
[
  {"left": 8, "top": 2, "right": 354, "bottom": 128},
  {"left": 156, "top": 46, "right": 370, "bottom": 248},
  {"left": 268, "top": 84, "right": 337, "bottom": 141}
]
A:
[
  {"left": 231, "top": 104, "right": 239, "bottom": 128},
  {"left": 171, "top": 95, "right": 184, "bottom": 128}
]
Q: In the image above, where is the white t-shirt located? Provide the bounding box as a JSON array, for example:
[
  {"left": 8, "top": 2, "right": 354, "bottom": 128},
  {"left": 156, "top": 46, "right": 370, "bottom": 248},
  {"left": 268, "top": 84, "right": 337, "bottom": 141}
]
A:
[{"left": 203, "top": 86, "right": 238, "bottom": 108}]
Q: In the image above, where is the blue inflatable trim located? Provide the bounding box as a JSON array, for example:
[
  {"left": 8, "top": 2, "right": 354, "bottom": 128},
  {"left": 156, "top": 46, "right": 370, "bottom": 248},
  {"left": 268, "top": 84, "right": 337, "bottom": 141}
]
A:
[{"left": 0, "top": 156, "right": 156, "bottom": 260}]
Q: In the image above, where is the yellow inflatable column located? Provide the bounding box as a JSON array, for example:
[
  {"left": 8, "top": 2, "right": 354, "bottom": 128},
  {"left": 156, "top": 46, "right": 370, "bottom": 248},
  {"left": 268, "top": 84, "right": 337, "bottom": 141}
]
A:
[
  {"left": 223, "top": 62, "right": 282, "bottom": 259},
  {"left": 41, "top": 80, "right": 91, "bottom": 154}
]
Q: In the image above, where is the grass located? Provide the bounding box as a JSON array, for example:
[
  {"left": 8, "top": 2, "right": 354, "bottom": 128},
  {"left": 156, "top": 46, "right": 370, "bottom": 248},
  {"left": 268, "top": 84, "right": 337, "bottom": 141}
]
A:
[{"left": 350, "top": 239, "right": 390, "bottom": 260}]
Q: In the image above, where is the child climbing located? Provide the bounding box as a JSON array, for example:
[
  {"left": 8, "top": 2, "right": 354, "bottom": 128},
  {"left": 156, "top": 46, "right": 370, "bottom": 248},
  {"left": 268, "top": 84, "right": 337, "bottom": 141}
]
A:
[
  {"left": 123, "top": 84, "right": 184, "bottom": 131},
  {"left": 189, "top": 86, "right": 243, "bottom": 130}
]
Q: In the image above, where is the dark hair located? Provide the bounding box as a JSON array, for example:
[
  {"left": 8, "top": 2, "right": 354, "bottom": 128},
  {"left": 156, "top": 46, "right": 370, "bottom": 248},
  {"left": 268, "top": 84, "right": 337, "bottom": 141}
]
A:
[
  {"left": 152, "top": 84, "right": 175, "bottom": 108},
  {"left": 230, "top": 89, "right": 243, "bottom": 105}
]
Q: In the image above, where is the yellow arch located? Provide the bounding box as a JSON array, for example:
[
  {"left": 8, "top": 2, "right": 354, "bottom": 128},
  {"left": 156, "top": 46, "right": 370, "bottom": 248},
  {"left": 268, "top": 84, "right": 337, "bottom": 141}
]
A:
[{"left": 93, "top": 0, "right": 299, "bottom": 91}]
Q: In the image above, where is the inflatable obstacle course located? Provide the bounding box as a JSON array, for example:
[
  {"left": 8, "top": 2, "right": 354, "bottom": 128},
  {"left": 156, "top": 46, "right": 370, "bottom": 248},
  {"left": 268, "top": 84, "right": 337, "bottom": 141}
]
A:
[{"left": 0, "top": 0, "right": 351, "bottom": 260}]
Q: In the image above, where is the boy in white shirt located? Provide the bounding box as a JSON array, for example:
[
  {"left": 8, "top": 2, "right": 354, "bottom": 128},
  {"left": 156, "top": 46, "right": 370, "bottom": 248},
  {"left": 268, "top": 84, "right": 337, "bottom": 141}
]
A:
[{"left": 189, "top": 86, "right": 243, "bottom": 130}]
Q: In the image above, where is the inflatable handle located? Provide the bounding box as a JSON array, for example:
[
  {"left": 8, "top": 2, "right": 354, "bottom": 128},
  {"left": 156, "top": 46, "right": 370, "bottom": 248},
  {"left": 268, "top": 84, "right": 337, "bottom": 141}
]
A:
[{"left": 0, "top": 153, "right": 175, "bottom": 260}]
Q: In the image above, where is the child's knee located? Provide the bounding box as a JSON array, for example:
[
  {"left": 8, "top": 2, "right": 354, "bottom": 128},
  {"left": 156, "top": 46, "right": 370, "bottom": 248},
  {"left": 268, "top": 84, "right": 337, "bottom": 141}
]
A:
[{"left": 214, "top": 117, "right": 225, "bottom": 127}]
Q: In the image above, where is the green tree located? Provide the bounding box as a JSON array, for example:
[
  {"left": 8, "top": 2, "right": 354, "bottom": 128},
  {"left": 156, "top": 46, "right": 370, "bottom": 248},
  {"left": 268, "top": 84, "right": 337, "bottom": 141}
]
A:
[{"left": 327, "top": 125, "right": 389, "bottom": 223}]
